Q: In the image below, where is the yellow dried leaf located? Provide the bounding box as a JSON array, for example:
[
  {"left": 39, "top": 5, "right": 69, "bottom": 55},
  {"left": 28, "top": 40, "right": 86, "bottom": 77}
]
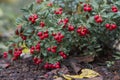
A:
[
  {"left": 21, "top": 43, "right": 30, "bottom": 54},
  {"left": 80, "top": 69, "right": 100, "bottom": 78},
  {"left": 61, "top": 69, "right": 100, "bottom": 80},
  {"left": 76, "top": 3, "right": 82, "bottom": 14}
]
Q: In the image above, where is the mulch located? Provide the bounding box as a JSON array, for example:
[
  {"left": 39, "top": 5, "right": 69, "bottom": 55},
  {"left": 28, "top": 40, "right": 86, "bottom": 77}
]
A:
[{"left": 0, "top": 56, "right": 120, "bottom": 80}]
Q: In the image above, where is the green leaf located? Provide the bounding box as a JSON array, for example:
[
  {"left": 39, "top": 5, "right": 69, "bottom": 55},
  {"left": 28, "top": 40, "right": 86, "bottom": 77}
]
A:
[
  {"left": 21, "top": 8, "right": 29, "bottom": 13},
  {"left": 28, "top": 3, "right": 34, "bottom": 11}
]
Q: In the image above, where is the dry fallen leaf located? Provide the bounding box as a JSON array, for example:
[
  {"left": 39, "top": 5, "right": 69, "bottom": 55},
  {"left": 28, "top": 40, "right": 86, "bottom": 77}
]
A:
[
  {"left": 20, "top": 42, "right": 30, "bottom": 54},
  {"left": 79, "top": 69, "right": 100, "bottom": 78},
  {"left": 59, "top": 69, "right": 100, "bottom": 80}
]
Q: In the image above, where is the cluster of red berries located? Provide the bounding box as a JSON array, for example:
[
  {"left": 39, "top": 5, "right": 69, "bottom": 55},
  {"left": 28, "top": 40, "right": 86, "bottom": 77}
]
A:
[
  {"left": 112, "top": 6, "right": 118, "bottom": 13},
  {"left": 33, "top": 57, "right": 42, "bottom": 65},
  {"left": 105, "top": 23, "right": 117, "bottom": 30},
  {"left": 53, "top": 32, "right": 64, "bottom": 43},
  {"left": 59, "top": 51, "right": 67, "bottom": 59},
  {"left": 37, "top": 31, "right": 49, "bottom": 40},
  {"left": 44, "top": 62, "right": 60, "bottom": 69},
  {"left": 54, "top": 8, "right": 63, "bottom": 15},
  {"left": 58, "top": 18, "right": 69, "bottom": 28},
  {"left": 12, "top": 48, "right": 22, "bottom": 61},
  {"left": 47, "top": 46, "right": 57, "bottom": 53},
  {"left": 28, "top": 14, "right": 38, "bottom": 24},
  {"left": 83, "top": 4, "right": 92, "bottom": 12},
  {"left": 40, "top": 21, "right": 45, "bottom": 27},
  {"left": 30, "top": 43, "right": 41, "bottom": 54},
  {"left": 94, "top": 15, "right": 103, "bottom": 23},
  {"left": 68, "top": 24, "right": 75, "bottom": 31},
  {"left": 77, "top": 27, "right": 89, "bottom": 36},
  {"left": 15, "top": 28, "right": 27, "bottom": 40}
]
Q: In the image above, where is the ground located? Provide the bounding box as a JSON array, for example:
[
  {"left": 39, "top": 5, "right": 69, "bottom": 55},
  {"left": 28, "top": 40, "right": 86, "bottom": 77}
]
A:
[{"left": 0, "top": 55, "right": 120, "bottom": 80}]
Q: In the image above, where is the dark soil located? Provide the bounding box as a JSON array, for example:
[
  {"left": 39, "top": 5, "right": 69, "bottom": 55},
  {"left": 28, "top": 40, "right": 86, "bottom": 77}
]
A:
[{"left": 0, "top": 56, "right": 120, "bottom": 80}]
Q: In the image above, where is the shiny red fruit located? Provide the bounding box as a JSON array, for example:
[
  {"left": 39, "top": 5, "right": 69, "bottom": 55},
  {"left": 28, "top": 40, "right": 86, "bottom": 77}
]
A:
[
  {"left": 3, "top": 52, "right": 8, "bottom": 58},
  {"left": 111, "top": 24, "right": 117, "bottom": 29},
  {"left": 112, "top": 6, "right": 118, "bottom": 12},
  {"left": 40, "top": 21, "right": 45, "bottom": 27},
  {"left": 37, "top": 32, "right": 43, "bottom": 36},
  {"left": 105, "top": 23, "right": 110, "bottom": 28}
]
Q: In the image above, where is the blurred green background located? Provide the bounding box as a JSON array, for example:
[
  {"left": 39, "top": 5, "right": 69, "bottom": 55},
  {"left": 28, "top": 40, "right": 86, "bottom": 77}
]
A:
[{"left": 0, "top": 0, "right": 34, "bottom": 53}]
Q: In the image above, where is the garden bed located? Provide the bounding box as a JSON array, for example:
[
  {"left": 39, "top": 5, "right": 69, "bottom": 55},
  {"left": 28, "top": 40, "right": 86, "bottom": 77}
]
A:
[{"left": 0, "top": 55, "right": 120, "bottom": 80}]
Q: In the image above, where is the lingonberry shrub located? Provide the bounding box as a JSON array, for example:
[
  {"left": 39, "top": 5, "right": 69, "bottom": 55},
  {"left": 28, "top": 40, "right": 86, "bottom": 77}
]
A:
[{"left": 3, "top": 0, "right": 120, "bottom": 69}]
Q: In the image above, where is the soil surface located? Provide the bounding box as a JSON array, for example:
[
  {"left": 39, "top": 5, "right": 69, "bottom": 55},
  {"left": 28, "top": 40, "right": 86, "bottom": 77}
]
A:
[{"left": 0, "top": 56, "right": 120, "bottom": 80}]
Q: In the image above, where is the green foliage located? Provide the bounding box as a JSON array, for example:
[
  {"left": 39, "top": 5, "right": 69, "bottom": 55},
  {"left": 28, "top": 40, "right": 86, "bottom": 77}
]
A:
[{"left": 3, "top": 0, "right": 120, "bottom": 69}]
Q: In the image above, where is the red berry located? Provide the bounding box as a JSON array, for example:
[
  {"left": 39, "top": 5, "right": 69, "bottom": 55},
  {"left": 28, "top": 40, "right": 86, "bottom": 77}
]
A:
[
  {"left": 77, "top": 29, "right": 81, "bottom": 33},
  {"left": 68, "top": 25, "right": 74, "bottom": 31},
  {"left": 48, "top": 64, "right": 53, "bottom": 69},
  {"left": 63, "top": 18, "right": 69, "bottom": 24},
  {"left": 62, "top": 54, "right": 67, "bottom": 59},
  {"left": 33, "top": 14, "right": 38, "bottom": 19},
  {"left": 28, "top": 14, "right": 38, "bottom": 24},
  {"left": 44, "top": 33, "right": 49, "bottom": 38},
  {"left": 55, "top": 64, "right": 60, "bottom": 68},
  {"left": 44, "top": 63, "right": 49, "bottom": 69},
  {"left": 111, "top": 24, "right": 117, "bottom": 29},
  {"left": 58, "top": 11, "right": 62, "bottom": 15},
  {"left": 83, "top": 4, "right": 87, "bottom": 7},
  {"left": 47, "top": 47, "right": 51, "bottom": 51},
  {"left": 52, "top": 46, "right": 57, "bottom": 49},
  {"left": 54, "top": 35, "right": 59, "bottom": 40},
  {"left": 83, "top": 4, "right": 92, "bottom": 12},
  {"left": 3, "top": 52, "right": 8, "bottom": 58},
  {"left": 36, "top": 43, "right": 41, "bottom": 49},
  {"left": 80, "top": 31, "right": 86, "bottom": 36},
  {"left": 37, "top": 32, "right": 43, "bottom": 36},
  {"left": 95, "top": 17, "right": 103, "bottom": 23},
  {"left": 87, "top": 7, "right": 92, "bottom": 12},
  {"left": 58, "top": 19, "right": 63, "bottom": 25},
  {"left": 112, "top": 6, "right": 118, "bottom": 12},
  {"left": 40, "top": 21, "right": 45, "bottom": 27},
  {"left": 105, "top": 23, "right": 110, "bottom": 28},
  {"left": 113, "top": 9, "right": 118, "bottom": 12},
  {"left": 15, "top": 29, "right": 19, "bottom": 35},
  {"left": 39, "top": 35, "right": 45, "bottom": 40},
  {"left": 51, "top": 48, "right": 56, "bottom": 53},
  {"left": 83, "top": 7, "right": 87, "bottom": 11},
  {"left": 54, "top": 11, "right": 59, "bottom": 14},
  {"left": 94, "top": 15, "right": 99, "bottom": 20},
  {"left": 59, "top": 51, "right": 64, "bottom": 56},
  {"left": 21, "top": 36, "right": 27, "bottom": 40},
  {"left": 8, "top": 50, "right": 13, "bottom": 54},
  {"left": 33, "top": 57, "right": 38, "bottom": 62},
  {"left": 52, "top": 33, "right": 56, "bottom": 36},
  {"left": 36, "top": 48, "right": 40, "bottom": 52},
  {"left": 35, "top": 59, "right": 42, "bottom": 64},
  {"left": 60, "top": 34, "right": 64, "bottom": 39},
  {"left": 29, "top": 16, "right": 33, "bottom": 21},
  {"left": 30, "top": 49, "right": 35, "bottom": 54},
  {"left": 56, "top": 62, "right": 60, "bottom": 65},
  {"left": 58, "top": 8, "right": 63, "bottom": 11}
]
